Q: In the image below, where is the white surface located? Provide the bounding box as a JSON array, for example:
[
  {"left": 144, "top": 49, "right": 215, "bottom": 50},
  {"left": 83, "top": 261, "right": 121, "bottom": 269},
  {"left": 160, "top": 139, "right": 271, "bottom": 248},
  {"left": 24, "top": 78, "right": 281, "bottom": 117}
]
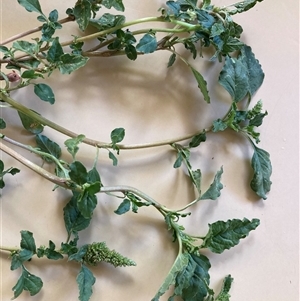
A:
[{"left": 0, "top": 1, "right": 299, "bottom": 301}]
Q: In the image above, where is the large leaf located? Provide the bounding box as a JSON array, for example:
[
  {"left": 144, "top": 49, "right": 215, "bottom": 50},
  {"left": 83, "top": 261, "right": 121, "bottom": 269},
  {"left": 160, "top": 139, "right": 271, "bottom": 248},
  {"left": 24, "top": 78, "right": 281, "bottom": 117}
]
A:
[
  {"left": 173, "top": 253, "right": 211, "bottom": 301},
  {"left": 73, "top": 0, "right": 92, "bottom": 31},
  {"left": 250, "top": 144, "right": 272, "bottom": 199},
  {"left": 18, "top": 111, "right": 44, "bottom": 134},
  {"left": 77, "top": 191, "right": 98, "bottom": 219},
  {"left": 20, "top": 230, "right": 36, "bottom": 253},
  {"left": 58, "top": 54, "right": 89, "bottom": 74},
  {"left": 47, "top": 37, "right": 64, "bottom": 63},
  {"left": 76, "top": 265, "right": 96, "bottom": 301},
  {"left": 136, "top": 34, "right": 157, "bottom": 54},
  {"left": 69, "top": 161, "right": 88, "bottom": 185},
  {"left": 101, "top": 0, "right": 125, "bottom": 11},
  {"left": 200, "top": 218, "right": 260, "bottom": 253}
]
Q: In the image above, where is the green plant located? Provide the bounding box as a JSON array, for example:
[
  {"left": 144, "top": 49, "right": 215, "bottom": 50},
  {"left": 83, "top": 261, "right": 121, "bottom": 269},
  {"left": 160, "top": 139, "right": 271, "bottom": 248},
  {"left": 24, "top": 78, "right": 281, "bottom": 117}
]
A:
[{"left": 0, "top": 0, "right": 271, "bottom": 300}]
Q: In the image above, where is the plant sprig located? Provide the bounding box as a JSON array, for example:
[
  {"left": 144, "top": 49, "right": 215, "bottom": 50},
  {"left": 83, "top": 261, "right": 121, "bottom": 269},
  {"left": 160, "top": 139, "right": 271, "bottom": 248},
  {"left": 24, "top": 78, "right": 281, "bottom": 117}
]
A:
[{"left": 0, "top": 0, "right": 271, "bottom": 300}]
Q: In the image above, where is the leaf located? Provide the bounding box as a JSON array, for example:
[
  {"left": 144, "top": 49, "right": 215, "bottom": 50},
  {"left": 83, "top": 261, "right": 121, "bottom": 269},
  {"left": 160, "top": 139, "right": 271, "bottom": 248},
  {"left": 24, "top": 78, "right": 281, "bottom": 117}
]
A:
[
  {"left": 89, "top": 13, "right": 125, "bottom": 30},
  {"left": 0, "top": 118, "right": 6, "bottom": 129},
  {"left": 215, "top": 275, "right": 234, "bottom": 301},
  {"left": 173, "top": 253, "right": 211, "bottom": 301},
  {"left": 69, "top": 245, "right": 89, "bottom": 262},
  {"left": 108, "top": 150, "right": 118, "bottom": 166},
  {"left": 18, "top": 111, "right": 44, "bottom": 134},
  {"left": 191, "top": 67, "right": 210, "bottom": 103},
  {"left": 34, "top": 83, "right": 55, "bottom": 104},
  {"left": 101, "top": 0, "right": 125, "bottom": 11},
  {"left": 69, "top": 161, "right": 88, "bottom": 185},
  {"left": 229, "top": 0, "right": 263, "bottom": 15},
  {"left": 58, "top": 54, "right": 89, "bottom": 74},
  {"left": 125, "top": 44, "right": 137, "bottom": 61},
  {"left": 240, "top": 45, "right": 264, "bottom": 96},
  {"left": 87, "top": 167, "right": 101, "bottom": 185},
  {"left": 189, "top": 132, "right": 206, "bottom": 148},
  {"left": 114, "top": 198, "right": 131, "bottom": 215},
  {"left": 77, "top": 191, "right": 98, "bottom": 219},
  {"left": 76, "top": 265, "right": 96, "bottom": 301},
  {"left": 73, "top": 0, "right": 92, "bottom": 31},
  {"left": 64, "top": 194, "right": 91, "bottom": 235},
  {"left": 200, "top": 167, "right": 223, "bottom": 200},
  {"left": 12, "top": 40, "right": 37, "bottom": 54},
  {"left": 110, "top": 127, "right": 125, "bottom": 145},
  {"left": 167, "top": 53, "right": 176, "bottom": 67},
  {"left": 250, "top": 144, "right": 272, "bottom": 199},
  {"left": 11, "top": 249, "right": 34, "bottom": 271},
  {"left": 212, "top": 119, "right": 228, "bottom": 132},
  {"left": 47, "top": 37, "right": 64, "bottom": 63},
  {"left": 48, "top": 9, "right": 59, "bottom": 22},
  {"left": 136, "top": 34, "right": 157, "bottom": 54},
  {"left": 64, "top": 134, "right": 86, "bottom": 159},
  {"left": 200, "top": 218, "right": 260, "bottom": 253},
  {"left": 17, "top": 0, "right": 43, "bottom": 14},
  {"left": 218, "top": 56, "right": 248, "bottom": 102},
  {"left": 190, "top": 169, "right": 202, "bottom": 195},
  {"left": 152, "top": 253, "right": 189, "bottom": 301},
  {"left": 12, "top": 266, "right": 43, "bottom": 299},
  {"left": 36, "top": 134, "right": 61, "bottom": 162},
  {"left": 20, "top": 230, "right": 36, "bottom": 253}
]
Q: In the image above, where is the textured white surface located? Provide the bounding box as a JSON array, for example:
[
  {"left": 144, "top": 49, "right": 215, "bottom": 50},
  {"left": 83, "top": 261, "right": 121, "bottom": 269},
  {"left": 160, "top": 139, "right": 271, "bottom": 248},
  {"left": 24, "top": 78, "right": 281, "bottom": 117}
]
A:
[{"left": 0, "top": 1, "right": 299, "bottom": 301}]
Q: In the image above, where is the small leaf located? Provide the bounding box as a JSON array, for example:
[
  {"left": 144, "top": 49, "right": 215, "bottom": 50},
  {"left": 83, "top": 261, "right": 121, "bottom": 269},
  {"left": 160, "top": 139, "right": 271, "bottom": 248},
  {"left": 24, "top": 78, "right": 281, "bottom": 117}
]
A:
[
  {"left": 200, "top": 218, "right": 260, "bottom": 253},
  {"left": 191, "top": 67, "right": 210, "bottom": 103},
  {"left": 136, "top": 33, "right": 157, "bottom": 54},
  {"left": 11, "top": 250, "right": 34, "bottom": 271},
  {"left": 76, "top": 265, "right": 96, "bottom": 301},
  {"left": 18, "top": 111, "right": 44, "bottom": 134},
  {"left": 108, "top": 150, "right": 118, "bottom": 166},
  {"left": 64, "top": 134, "right": 86, "bottom": 159},
  {"left": 125, "top": 44, "right": 137, "bottom": 61},
  {"left": 101, "top": 0, "right": 125, "bottom": 11},
  {"left": 36, "top": 134, "right": 61, "bottom": 162},
  {"left": 189, "top": 132, "right": 206, "bottom": 148},
  {"left": 167, "top": 53, "right": 176, "bottom": 67},
  {"left": 17, "top": 0, "right": 43, "bottom": 15},
  {"left": 34, "top": 83, "right": 55, "bottom": 104},
  {"left": 201, "top": 167, "right": 223, "bottom": 200},
  {"left": 47, "top": 37, "right": 64, "bottom": 63},
  {"left": 73, "top": 0, "right": 92, "bottom": 31},
  {"left": 110, "top": 127, "right": 125, "bottom": 145},
  {"left": 48, "top": 9, "right": 59, "bottom": 22},
  {"left": 58, "top": 54, "right": 89, "bottom": 74},
  {"left": 69, "top": 161, "right": 88, "bottom": 185},
  {"left": 212, "top": 119, "right": 228, "bottom": 132},
  {"left": 215, "top": 275, "right": 234, "bottom": 301},
  {"left": 12, "top": 266, "right": 43, "bottom": 299},
  {"left": 20, "top": 230, "right": 36, "bottom": 253},
  {"left": 64, "top": 194, "right": 91, "bottom": 235},
  {"left": 77, "top": 191, "right": 98, "bottom": 219},
  {"left": 152, "top": 253, "right": 189, "bottom": 301},
  {"left": 114, "top": 198, "right": 131, "bottom": 215},
  {"left": 69, "top": 245, "right": 88, "bottom": 262},
  {"left": 250, "top": 144, "right": 272, "bottom": 199},
  {"left": 13, "top": 40, "right": 37, "bottom": 54},
  {"left": 0, "top": 118, "right": 6, "bottom": 129}
]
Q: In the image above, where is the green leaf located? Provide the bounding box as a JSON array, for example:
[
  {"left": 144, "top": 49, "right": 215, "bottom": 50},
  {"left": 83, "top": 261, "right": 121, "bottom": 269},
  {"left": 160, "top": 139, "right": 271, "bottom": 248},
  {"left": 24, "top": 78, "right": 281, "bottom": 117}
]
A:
[
  {"left": 64, "top": 194, "right": 91, "bottom": 235},
  {"left": 191, "top": 67, "right": 210, "bottom": 103},
  {"left": 200, "top": 218, "right": 260, "bottom": 253},
  {"left": 58, "top": 54, "right": 89, "bottom": 74},
  {"left": 229, "top": 0, "right": 263, "bottom": 15},
  {"left": 212, "top": 119, "right": 228, "bottom": 132},
  {"left": 21, "top": 70, "right": 43, "bottom": 79},
  {"left": 12, "top": 266, "right": 43, "bottom": 299},
  {"left": 64, "top": 134, "right": 86, "bottom": 159},
  {"left": 250, "top": 144, "right": 272, "bottom": 199},
  {"left": 88, "top": 167, "right": 101, "bottom": 185},
  {"left": 101, "top": 0, "right": 125, "bottom": 11},
  {"left": 190, "top": 169, "right": 202, "bottom": 195},
  {"left": 0, "top": 118, "right": 6, "bottom": 129},
  {"left": 125, "top": 44, "right": 137, "bottom": 61},
  {"left": 36, "top": 134, "right": 61, "bottom": 162},
  {"left": 89, "top": 13, "right": 125, "bottom": 30},
  {"left": 11, "top": 250, "right": 34, "bottom": 271},
  {"left": 69, "top": 245, "right": 89, "bottom": 262},
  {"left": 173, "top": 152, "right": 183, "bottom": 168},
  {"left": 215, "top": 275, "right": 233, "bottom": 301},
  {"left": 167, "top": 53, "right": 176, "bottom": 67},
  {"left": 200, "top": 167, "right": 223, "bottom": 200},
  {"left": 152, "top": 253, "right": 189, "bottom": 301},
  {"left": 189, "top": 132, "right": 206, "bottom": 148},
  {"left": 69, "top": 161, "right": 88, "bottom": 185},
  {"left": 77, "top": 191, "right": 98, "bottom": 219},
  {"left": 110, "top": 127, "right": 125, "bottom": 145},
  {"left": 34, "top": 83, "right": 55, "bottom": 104},
  {"left": 12, "top": 40, "right": 37, "bottom": 54},
  {"left": 108, "top": 150, "right": 118, "bottom": 166},
  {"left": 136, "top": 33, "right": 157, "bottom": 54},
  {"left": 76, "top": 265, "right": 96, "bottom": 301},
  {"left": 114, "top": 198, "right": 131, "bottom": 215},
  {"left": 18, "top": 111, "right": 44, "bottom": 134},
  {"left": 47, "top": 37, "right": 64, "bottom": 63},
  {"left": 44, "top": 241, "right": 64, "bottom": 260},
  {"left": 20, "top": 230, "right": 36, "bottom": 253},
  {"left": 173, "top": 253, "right": 211, "bottom": 301},
  {"left": 73, "top": 0, "right": 92, "bottom": 31},
  {"left": 17, "top": 0, "right": 43, "bottom": 14}
]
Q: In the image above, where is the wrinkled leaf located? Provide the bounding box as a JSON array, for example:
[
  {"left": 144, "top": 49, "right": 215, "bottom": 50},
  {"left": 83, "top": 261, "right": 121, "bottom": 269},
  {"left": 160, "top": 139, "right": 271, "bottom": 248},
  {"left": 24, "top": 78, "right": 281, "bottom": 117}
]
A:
[
  {"left": 17, "top": 0, "right": 43, "bottom": 15},
  {"left": 36, "top": 134, "right": 61, "bottom": 163},
  {"left": 200, "top": 218, "right": 260, "bottom": 253},
  {"left": 65, "top": 134, "right": 86, "bottom": 159},
  {"left": 77, "top": 265, "right": 96, "bottom": 301},
  {"left": 101, "top": 0, "right": 125, "bottom": 11},
  {"left": 73, "top": 0, "right": 92, "bottom": 31},
  {"left": 250, "top": 144, "right": 272, "bottom": 199},
  {"left": 69, "top": 161, "right": 88, "bottom": 185},
  {"left": 114, "top": 198, "right": 131, "bottom": 215},
  {"left": 47, "top": 37, "right": 64, "bottom": 63},
  {"left": 191, "top": 67, "right": 210, "bottom": 103},
  {"left": 20, "top": 230, "right": 36, "bottom": 253},
  {"left": 215, "top": 275, "right": 234, "bottom": 301},
  {"left": 58, "top": 54, "right": 89, "bottom": 74}
]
